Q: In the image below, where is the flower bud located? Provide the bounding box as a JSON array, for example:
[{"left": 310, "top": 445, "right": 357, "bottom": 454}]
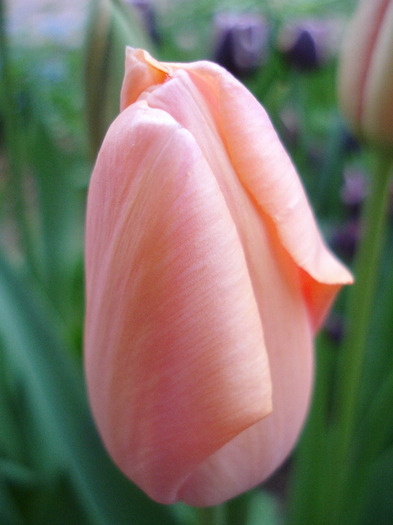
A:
[
  {"left": 340, "top": 167, "right": 368, "bottom": 217},
  {"left": 331, "top": 219, "right": 361, "bottom": 262},
  {"left": 84, "top": 48, "right": 353, "bottom": 507},
  {"left": 278, "top": 18, "right": 342, "bottom": 71},
  {"left": 127, "top": 0, "right": 161, "bottom": 44},
  {"left": 212, "top": 12, "right": 269, "bottom": 77},
  {"left": 337, "top": 0, "right": 393, "bottom": 147}
]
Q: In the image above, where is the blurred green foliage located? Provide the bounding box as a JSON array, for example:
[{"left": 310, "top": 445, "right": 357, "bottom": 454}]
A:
[{"left": 0, "top": 0, "right": 392, "bottom": 524}]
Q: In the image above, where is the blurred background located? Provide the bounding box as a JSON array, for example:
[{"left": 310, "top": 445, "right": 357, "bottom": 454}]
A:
[{"left": 1, "top": 0, "right": 393, "bottom": 524}]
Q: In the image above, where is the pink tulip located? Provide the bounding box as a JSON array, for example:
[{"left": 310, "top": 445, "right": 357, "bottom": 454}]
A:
[{"left": 84, "top": 48, "right": 353, "bottom": 507}]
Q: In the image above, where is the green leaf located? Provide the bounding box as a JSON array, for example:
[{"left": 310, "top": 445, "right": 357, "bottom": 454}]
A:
[
  {"left": 0, "top": 252, "right": 177, "bottom": 524},
  {"left": 360, "top": 446, "right": 393, "bottom": 525},
  {"left": 0, "top": 459, "right": 90, "bottom": 525},
  {"left": 246, "top": 490, "right": 284, "bottom": 525},
  {"left": 84, "top": 0, "right": 153, "bottom": 159},
  {"left": 222, "top": 489, "right": 284, "bottom": 525}
]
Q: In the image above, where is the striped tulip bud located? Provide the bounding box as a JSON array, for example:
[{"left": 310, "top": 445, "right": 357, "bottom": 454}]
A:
[{"left": 337, "top": 0, "right": 393, "bottom": 147}]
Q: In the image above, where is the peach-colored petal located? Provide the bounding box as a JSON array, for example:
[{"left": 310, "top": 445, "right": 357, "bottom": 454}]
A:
[
  {"left": 121, "top": 50, "right": 352, "bottom": 330},
  {"left": 120, "top": 48, "right": 172, "bottom": 111},
  {"left": 181, "top": 60, "right": 353, "bottom": 324},
  {"left": 85, "top": 102, "right": 272, "bottom": 504},
  {"left": 178, "top": 209, "right": 314, "bottom": 506}
]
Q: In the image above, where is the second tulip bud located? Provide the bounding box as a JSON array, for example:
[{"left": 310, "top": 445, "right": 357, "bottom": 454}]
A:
[{"left": 337, "top": 0, "right": 393, "bottom": 147}]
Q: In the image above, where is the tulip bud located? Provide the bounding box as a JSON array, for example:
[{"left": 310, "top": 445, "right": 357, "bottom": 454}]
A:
[
  {"left": 331, "top": 219, "right": 361, "bottom": 262},
  {"left": 337, "top": 0, "right": 393, "bottom": 147},
  {"left": 128, "top": 0, "right": 161, "bottom": 45},
  {"left": 212, "top": 12, "right": 269, "bottom": 77},
  {"left": 84, "top": 48, "right": 353, "bottom": 507},
  {"left": 340, "top": 167, "right": 368, "bottom": 217},
  {"left": 278, "top": 18, "right": 342, "bottom": 71}
]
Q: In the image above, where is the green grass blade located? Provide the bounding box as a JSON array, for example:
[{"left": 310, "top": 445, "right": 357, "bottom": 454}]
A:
[{"left": 0, "top": 252, "right": 177, "bottom": 524}]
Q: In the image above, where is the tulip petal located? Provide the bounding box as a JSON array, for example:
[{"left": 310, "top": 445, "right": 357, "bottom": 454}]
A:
[
  {"left": 120, "top": 49, "right": 352, "bottom": 330},
  {"left": 178, "top": 216, "right": 314, "bottom": 506},
  {"left": 175, "top": 59, "right": 353, "bottom": 329},
  {"left": 120, "top": 48, "right": 172, "bottom": 111},
  {"left": 85, "top": 102, "right": 273, "bottom": 504}
]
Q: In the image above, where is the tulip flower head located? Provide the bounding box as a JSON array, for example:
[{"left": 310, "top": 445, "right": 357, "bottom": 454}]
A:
[
  {"left": 84, "top": 48, "right": 353, "bottom": 507},
  {"left": 338, "top": 0, "right": 393, "bottom": 147}
]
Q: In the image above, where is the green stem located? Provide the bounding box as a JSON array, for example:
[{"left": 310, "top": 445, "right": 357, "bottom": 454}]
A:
[
  {"left": 326, "top": 149, "right": 393, "bottom": 523},
  {"left": 286, "top": 338, "right": 336, "bottom": 525},
  {"left": 197, "top": 505, "right": 225, "bottom": 525},
  {"left": 345, "top": 367, "right": 393, "bottom": 524},
  {"left": 357, "top": 365, "right": 393, "bottom": 463},
  {"left": 0, "top": 0, "right": 39, "bottom": 275},
  {"left": 225, "top": 491, "right": 253, "bottom": 525}
]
